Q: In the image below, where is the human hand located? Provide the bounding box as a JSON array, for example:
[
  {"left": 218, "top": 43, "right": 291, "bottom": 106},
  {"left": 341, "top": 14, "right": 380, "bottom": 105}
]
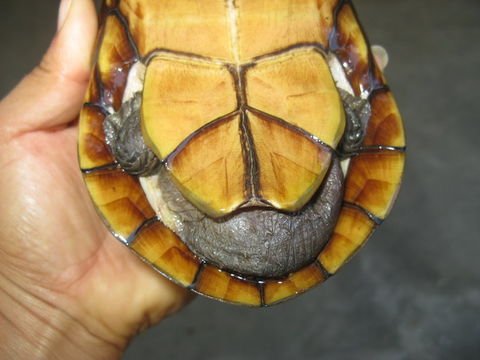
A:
[{"left": 0, "top": 1, "right": 193, "bottom": 359}]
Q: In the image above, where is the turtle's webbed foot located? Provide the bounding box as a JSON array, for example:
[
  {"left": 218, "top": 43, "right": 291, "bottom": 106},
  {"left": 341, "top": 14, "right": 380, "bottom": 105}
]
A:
[
  {"left": 104, "top": 92, "right": 161, "bottom": 176},
  {"left": 338, "top": 89, "right": 371, "bottom": 158}
]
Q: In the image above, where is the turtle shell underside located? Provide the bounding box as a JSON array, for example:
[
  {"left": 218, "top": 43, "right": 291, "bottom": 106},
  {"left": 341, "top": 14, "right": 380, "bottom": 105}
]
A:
[{"left": 78, "top": 0, "right": 405, "bottom": 306}]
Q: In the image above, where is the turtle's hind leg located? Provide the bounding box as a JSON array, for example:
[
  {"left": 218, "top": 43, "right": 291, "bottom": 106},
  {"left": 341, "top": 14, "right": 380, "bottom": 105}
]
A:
[
  {"left": 103, "top": 92, "right": 161, "bottom": 176},
  {"left": 337, "top": 89, "right": 371, "bottom": 158}
]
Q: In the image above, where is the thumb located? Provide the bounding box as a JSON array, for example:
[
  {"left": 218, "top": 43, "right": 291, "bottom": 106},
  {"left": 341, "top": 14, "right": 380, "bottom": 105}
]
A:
[{"left": 0, "top": 0, "right": 97, "bottom": 140}]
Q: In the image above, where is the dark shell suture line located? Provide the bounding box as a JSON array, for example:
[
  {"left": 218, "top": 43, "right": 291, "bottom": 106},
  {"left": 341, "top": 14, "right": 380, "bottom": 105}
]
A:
[
  {"left": 125, "top": 216, "right": 160, "bottom": 246},
  {"left": 80, "top": 162, "right": 119, "bottom": 174},
  {"left": 187, "top": 262, "right": 207, "bottom": 290},
  {"left": 343, "top": 201, "right": 383, "bottom": 225},
  {"left": 315, "top": 259, "right": 333, "bottom": 278},
  {"left": 111, "top": 8, "right": 141, "bottom": 61}
]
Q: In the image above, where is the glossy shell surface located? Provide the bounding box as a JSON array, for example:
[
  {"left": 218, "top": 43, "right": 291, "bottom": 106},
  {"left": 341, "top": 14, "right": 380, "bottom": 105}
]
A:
[{"left": 79, "top": 0, "right": 405, "bottom": 306}]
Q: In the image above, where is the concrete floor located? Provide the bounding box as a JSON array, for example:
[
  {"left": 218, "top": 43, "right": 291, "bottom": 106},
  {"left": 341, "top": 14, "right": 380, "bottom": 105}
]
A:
[{"left": 1, "top": 1, "right": 479, "bottom": 359}]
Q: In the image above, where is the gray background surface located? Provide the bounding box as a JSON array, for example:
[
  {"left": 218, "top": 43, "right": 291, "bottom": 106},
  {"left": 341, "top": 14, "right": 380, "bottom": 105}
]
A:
[{"left": 1, "top": 1, "right": 479, "bottom": 359}]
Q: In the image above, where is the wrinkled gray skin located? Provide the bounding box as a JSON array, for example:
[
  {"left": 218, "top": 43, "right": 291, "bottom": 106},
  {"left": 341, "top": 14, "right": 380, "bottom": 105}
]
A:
[
  {"left": 104, "top": 94, "right": 161, "bottom": 176},
  {"left": 338, "top": 89, "right": 371, "bottom": 155},
  {"left": 104, "top": 92, "right": 368, "bottom": 278},
  {"left": 158, "top": 161, "right": 343, "bottom": 277}
]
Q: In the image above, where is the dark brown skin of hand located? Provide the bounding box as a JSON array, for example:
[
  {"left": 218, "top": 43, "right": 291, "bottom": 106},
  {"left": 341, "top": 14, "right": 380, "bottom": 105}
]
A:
[{"left": 0, "top": 1, "right": 194, "bottom": 359}]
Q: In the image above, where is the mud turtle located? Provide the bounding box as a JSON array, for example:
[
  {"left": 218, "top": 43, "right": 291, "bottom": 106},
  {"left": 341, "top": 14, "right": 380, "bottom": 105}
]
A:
[{"left": 79, "top": 0, "right": 405, "bottom": 306}]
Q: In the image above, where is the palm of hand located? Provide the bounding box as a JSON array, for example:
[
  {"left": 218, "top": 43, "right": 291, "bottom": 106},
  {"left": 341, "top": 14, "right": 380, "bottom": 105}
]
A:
[{"left": 0, "top": 104, "right": 190, "bottom": 345}]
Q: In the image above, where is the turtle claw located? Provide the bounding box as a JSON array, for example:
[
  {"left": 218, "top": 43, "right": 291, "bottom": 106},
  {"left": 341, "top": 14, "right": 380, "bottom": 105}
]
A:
[{"left": 104, "top": 92, "right": 161, "bottom": 176}]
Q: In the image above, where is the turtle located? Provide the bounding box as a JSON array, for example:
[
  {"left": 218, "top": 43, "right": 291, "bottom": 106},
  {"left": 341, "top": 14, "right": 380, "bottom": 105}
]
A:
[{"left": 79, "top": 0, "right": 405, "bottom": 306}]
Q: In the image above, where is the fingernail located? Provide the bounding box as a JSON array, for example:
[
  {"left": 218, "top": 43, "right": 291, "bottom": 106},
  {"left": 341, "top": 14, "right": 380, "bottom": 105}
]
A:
[
  {"left": 371, "top": 45, "right": 389, "bottom": 70},
  {"left": 57, "top": 0, "right": 72, "bottom": 31}
]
